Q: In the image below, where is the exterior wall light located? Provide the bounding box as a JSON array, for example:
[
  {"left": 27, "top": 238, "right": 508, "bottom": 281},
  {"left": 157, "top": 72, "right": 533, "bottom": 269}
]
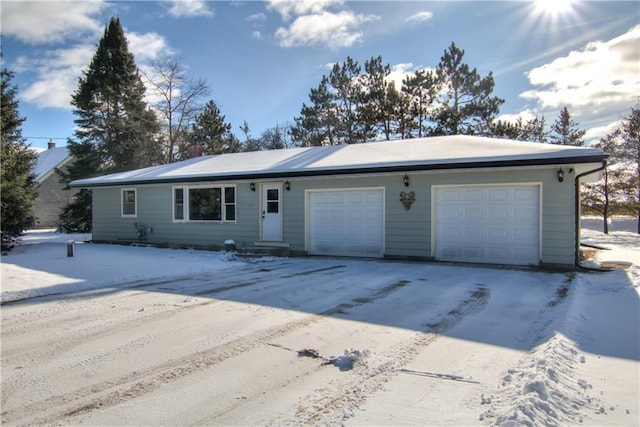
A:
[
  {"left": 284, "top": 181, "right": 291, "bottom": 191},
  {"left": 557, "top": 168, "right": 564, "bottom": 183},
  {"left": 403, "top": 174, "right": 410, "bottom": 187},
  {"left": 250, "top": 182, "right": 256, "bottom": 191}
]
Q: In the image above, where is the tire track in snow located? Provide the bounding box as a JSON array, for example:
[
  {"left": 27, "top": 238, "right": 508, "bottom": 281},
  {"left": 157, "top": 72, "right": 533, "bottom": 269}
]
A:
[
  {"left": 288, "top": 285, "right": 492, "bottom": 425},
  {"left": 0, "top": 263, "right": 297, "bottom": 368},
  {"left": 1, "top": 275, "right": 412, "bottom": 425}
]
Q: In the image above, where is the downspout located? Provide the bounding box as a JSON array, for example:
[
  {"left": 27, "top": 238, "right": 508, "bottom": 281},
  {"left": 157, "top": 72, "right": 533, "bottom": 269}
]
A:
[{"left": 574, "top": 160, "right": 607, "bottom": 267}]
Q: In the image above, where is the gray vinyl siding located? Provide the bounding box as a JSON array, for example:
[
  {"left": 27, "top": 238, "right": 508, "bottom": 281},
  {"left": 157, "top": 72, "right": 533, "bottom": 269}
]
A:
[
  {"left": 92, "top": 182, "right": 260, "bottom": 249},
  {"left": 91, "top": 164, "right": 577, "bottom": 267}
]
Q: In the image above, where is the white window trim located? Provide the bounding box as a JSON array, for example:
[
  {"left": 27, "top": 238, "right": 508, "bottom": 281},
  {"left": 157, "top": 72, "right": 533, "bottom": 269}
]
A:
[
  {"left": 121, "top": 188, "right": 137, "bottom": 218},
  {"left": 172, "top": 184, "right": 236, "bottom": 223},
  {"left": 172, "top": 186, "right": 186, "bottom": 222}
]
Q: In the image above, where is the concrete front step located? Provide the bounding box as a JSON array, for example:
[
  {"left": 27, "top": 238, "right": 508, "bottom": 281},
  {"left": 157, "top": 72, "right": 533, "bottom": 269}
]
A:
[{"left": 235, "top": 245, "right": 290, "bottom": 258}]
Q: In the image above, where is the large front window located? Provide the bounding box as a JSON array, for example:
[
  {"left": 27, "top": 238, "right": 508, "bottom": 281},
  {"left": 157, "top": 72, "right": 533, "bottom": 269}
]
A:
[{"left": 173, "top": 185, "right": 235, "bottom": 222}]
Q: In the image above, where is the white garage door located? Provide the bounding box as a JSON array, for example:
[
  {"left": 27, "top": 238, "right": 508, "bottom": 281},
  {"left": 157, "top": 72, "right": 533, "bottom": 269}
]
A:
[
  {"left": 434, "top": 185, "right": 540, "bottom": 266},
  {"left": 308, "top": 189, "right": 384, "bottom": 258}
]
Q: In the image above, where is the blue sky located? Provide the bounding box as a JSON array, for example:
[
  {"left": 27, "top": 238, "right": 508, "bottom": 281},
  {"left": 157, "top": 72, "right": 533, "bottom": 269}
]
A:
[{"left": 2, "top": 0, "right": 639, "bottom": 150}]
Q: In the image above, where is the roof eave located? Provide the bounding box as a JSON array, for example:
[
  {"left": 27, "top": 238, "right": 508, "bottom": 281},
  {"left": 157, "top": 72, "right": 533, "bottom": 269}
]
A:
[{"left": 69, "top": 154, "right": 608, "bottom": 188}]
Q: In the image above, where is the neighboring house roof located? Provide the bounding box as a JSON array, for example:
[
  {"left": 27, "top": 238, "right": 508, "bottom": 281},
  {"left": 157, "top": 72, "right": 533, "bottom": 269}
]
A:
[
  {"left": 34, "top": 146, "right": 72, "bottom": 183},
  {"left": 70, "top": 135, "right": 608, "bottom": 188}
]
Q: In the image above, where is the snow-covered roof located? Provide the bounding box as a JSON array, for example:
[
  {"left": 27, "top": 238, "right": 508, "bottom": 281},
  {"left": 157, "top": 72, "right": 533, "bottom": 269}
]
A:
[
  {"left": 33, "top": 146, "right": 72, "bottom": 183},
  {"left": 70, "top": 135, "right": 607, "bottom": 188}
]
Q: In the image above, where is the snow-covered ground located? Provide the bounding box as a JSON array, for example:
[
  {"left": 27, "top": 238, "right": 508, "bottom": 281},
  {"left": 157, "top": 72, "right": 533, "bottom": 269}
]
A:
[{"left": 1, "top": 218, "right": 638, "bottom": 426}]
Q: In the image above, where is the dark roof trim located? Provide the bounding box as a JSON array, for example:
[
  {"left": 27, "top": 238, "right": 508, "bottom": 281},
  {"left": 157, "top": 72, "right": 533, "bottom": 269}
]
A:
[{"left": 72, "top": 154, "right": 608, "bottom": 188}]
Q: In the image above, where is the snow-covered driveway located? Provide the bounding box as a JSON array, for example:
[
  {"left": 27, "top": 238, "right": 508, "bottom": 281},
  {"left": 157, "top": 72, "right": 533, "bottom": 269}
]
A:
[{"left": 1, "top": 230, "right": 638, "bottom": 426}]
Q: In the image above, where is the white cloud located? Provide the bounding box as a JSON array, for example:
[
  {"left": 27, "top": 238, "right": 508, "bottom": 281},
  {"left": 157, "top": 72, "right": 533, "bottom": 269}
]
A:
[
  {"left": 166, "top": 0, "right": 214, "bottom": 18},
  {"left": 496, "top": 110, "right": 538, "bottom": 124},
  {"left": 1, "top": 0, "right": 106, "bottom": 44},
  {"left": 247, "top": 12, "right": 267, "bottom": 23},
  {"left": 274, "top": 10, "right": 378, "bottom": 48},
  {"left": 405, "top": 11, "right": 433, "bottom": 24},
  {"left": 584, "top": 119, "right": 623, "bottom": 143},
  {"left": 521, "top": 25, "right": 640, "bottom": 110},
  {"left": 387, "top": 63, "right": 417, "bottom": 90},
  {"left": 127, "top": 32, "right": 173, "bottom": 63},
  {"left": 19, "top": 44, "right": 96, "bottom": 108},
  {"left": 17, "top": 31, "right": 171, "bottom": 110},
  {"left": 251, "top": 31, "right": 263, "bottom": 40},
  {"left": 267, "top": 0, "right": 344, "bottom": 21}
]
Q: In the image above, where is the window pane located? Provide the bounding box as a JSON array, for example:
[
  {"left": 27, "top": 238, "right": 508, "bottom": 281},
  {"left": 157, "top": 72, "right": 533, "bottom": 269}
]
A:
[
  {"left": 225, "top": 204, "right": 236, "bottom": 221},
  {"left": 122, "top": 190, "right": 136, "bottom": 215},
  {"left": 224, "top": 187, "right": 235, "bottom": 221},
  {"left": 267, "top": 189, "right": 278, "bottom": 201},
  {"left": 267, "top": 201, "right": 279, "bottom": 213},
  {"left": 225, "top": 187, "right": 235, "bottom": 203},
  {"left": 189, "top": 188, "right": 221, "bottom": 221},
  {"left": 174, "top": 188, "right": 184, "bottom": 220}
]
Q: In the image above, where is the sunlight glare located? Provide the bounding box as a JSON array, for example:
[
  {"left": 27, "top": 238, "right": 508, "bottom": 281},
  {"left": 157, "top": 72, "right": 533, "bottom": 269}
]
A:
[{"left": 534, "top": 0, "right": 575, "bottom": 16}]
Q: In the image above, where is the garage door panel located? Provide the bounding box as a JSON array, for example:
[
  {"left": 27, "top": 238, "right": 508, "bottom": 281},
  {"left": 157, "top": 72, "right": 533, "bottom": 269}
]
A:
[
  {"left": 488, "top": 227, "right": 508, "bottom": 240},
  {"left": 435, "top": 185, "right": 540, "bottom": 266},
  {"left": 309, "top": 189, "right": 384, "bottom": 258},
  {"left": 489, "top": 188, "right": 509, "bottom": 201},
  {"left": 464, "top": 227, "right": 483, "bottom": 241},
  {"left": 488, "top": 207, "right": 508, "bottom": 222}
]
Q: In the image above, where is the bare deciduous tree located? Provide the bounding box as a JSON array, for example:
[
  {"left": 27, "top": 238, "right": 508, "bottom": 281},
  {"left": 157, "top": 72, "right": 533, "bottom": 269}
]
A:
[{"left": 143, "top": 56, "right": 209, "bottom": 163}]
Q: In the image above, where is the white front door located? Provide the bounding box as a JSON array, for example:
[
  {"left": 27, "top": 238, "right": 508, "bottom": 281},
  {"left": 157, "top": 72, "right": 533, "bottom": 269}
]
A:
[{"left": 261, "top": 183, "right": 283, "bottom": 242}]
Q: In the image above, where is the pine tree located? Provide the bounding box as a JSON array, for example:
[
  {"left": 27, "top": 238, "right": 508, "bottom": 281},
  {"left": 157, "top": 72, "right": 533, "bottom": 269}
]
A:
[
  {"left": 329, "top": 57, "right": 366, "bottom": 143},
  {"left": 432, "top": 42, "right": 504, "bottom": 135},
  {"left": 549, "top": 107, "right": 585, "bottom": 146},
  {"left": 619, "top": 107, "right": 640, "bottom": 233},
  {"left": 59, "top": 17, "right": 160, "bottom": 232},
  {"left": 188, "top": 99, "right": 240, "bottom": 155},
  {"left": 402, "top": 69, "right": 439, "bottom": 138},
  {"left": 70, "top": 17, "right": 160, "bottom": 173},
  {"left": 490, "top": 116, "right": 547, "bottom": 142},
  {"left": 1, "top": 68, "right": 38, "bottom": 239},
  {"left": 359, "top": 56, "right": 393, "bottom": 140},
  {"left": 291, "top": 76, "right": 338, "bottom": 146}
]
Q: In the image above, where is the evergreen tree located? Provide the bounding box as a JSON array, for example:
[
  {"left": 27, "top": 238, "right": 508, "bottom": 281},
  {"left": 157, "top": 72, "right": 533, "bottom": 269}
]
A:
[
  {"left": 329, "top": 57, "right": 366, "bottom": 143},
  {"left": 491, "top": 116, "right": 547, "bottom": 142},
  {"left": 402, "top": 69, "right": 439, "bottom": 138},
  {"left": 432, "top": 42, "right": 504, "bottom": 135},
  {"left": 239, "top": 121, "right": 261, "bottom": 152},
  {"left": 359, "top": 56, "right": 393, "bottom": 140},
  {"left": 59, "top": 17, "right": 160, "bottom": 232},
  {"left": 1, "top": 68, "right": 38, "bottom": 239},
  {"left": 188, "top": 99, "right": 239, "bottom": 155},
  {"left": 291, "top": 76, "right": 338, "bottom": 146},
  {"left": 70, "top": 17, "right": 160, "bottom": 173},
  {"left": 549, "top": 106, "right": 585, "bottom": 146},
  {"left": 619, "top": 107, "right": 640, "bottom": 233}
]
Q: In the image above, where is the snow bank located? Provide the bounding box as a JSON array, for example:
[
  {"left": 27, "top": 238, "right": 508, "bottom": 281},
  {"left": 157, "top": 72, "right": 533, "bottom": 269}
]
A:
[{"left": 482, "top": 333, "right": 598, "bottom": 426}]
